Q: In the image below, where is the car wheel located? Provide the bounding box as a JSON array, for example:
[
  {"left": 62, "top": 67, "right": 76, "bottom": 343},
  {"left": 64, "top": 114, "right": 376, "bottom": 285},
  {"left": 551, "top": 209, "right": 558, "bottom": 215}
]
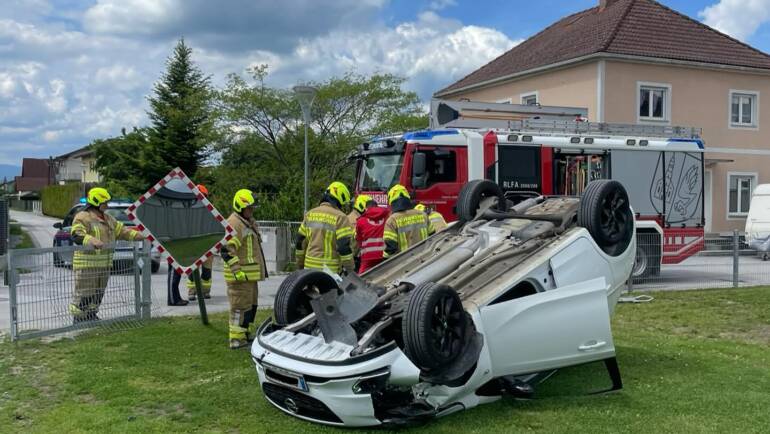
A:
[
  {"left": 578, "top": 180, "right": 634, "bottom": 256},
  {"left": 402, "top": 282, "right": 467, "bottom": 371},
  {"left": 274, "top": 269, "right": 339, "bottom": 325},
  {"left": 151, "top": 260, "right": 160, "bottom": 274},
  {"left": 456, "top": 180, "right": 506, "bottom": 221}
]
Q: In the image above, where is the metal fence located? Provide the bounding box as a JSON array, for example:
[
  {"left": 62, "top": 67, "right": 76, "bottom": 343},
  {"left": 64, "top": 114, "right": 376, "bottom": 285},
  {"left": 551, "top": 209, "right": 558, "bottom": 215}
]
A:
[
  {"left": 631, "top": 231, "right": 770, "bottom": 291},
  {"left": 4, "top": 242, "right": 152, "bottom": 341},
  {"left": 255, "top": 220, "right": 301, "bottom": 273}
]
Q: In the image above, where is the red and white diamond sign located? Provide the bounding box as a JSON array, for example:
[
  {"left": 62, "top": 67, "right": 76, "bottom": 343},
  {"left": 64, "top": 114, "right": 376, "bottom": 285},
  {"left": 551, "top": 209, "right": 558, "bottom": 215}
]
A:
[{"left": 126, "top": 167, "right": 233, "bottom": 276}]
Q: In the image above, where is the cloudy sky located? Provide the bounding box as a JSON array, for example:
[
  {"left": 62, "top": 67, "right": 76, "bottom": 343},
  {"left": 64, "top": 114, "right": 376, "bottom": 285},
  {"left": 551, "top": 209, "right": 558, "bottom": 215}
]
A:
[{"left": 2, "top": 0, "right": 770, "bottom": 165}]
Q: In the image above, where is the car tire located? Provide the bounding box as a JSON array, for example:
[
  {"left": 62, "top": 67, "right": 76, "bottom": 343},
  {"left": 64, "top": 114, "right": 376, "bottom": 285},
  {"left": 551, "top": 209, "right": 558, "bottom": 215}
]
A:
[
  {"left": 151, "top": 260, "right": 160, "bottom": 274},
  {"left": 578, "top": 180, "right": 634, "bottom": 256},
  {"left": 402, "top": 282, "right": 467, "bottom": 371},
  {"left": 52, "top": 242, "right": 63, "bottom": 268},
  {"left": 274, "top": 269, "right": 339, "bottom": 325},
  {"left": 456, "top": 180, "right": 506, "bottom": 221}
]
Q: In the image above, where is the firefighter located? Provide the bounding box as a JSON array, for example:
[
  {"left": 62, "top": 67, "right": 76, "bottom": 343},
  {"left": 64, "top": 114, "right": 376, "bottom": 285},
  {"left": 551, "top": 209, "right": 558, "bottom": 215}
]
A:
[
  {"left": 383, "top": 184, "right": 433, "bottom": 258},
  {"left": 356, "top": 198, "right": 389, "bottom": 273},
  {"left": 415, "top": 203, "right": 448, "bottom": 232},
  {"left": 295, "top": 182, "right": 355, "bottom": 274},
  {"left": 187, "top": 184, "right": 214, "bottom": 301},
  {"left": 348, "top": 194, "right": 371, "bottom": 271},
  {"left": 221, "top": 189, "right": 267, "bottom": 349},
  {"left": 69, "top": 187, "right": 144, "bottom": 323}
]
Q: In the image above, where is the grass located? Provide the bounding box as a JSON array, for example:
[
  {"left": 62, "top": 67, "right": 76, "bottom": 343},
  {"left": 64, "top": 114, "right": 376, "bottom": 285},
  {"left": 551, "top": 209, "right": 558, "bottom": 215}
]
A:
[
  {"left": 9, "top": 221, "right": 34, "bottom": 249},
  {"left": 1, "top": 287, "right": 769, "bottom": 433},
  {"left": 160, "top": 234, "right": 225, "bottom": 267}
]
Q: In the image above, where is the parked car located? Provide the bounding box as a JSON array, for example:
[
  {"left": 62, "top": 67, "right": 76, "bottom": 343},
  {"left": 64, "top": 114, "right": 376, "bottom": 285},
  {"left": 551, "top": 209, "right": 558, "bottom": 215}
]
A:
[
  {"left": 251, "top": 179, "right": 635, "bottom": 427},
  {"left": 745, "top": 184, "right": 770, "bottom": 261},
  {"left": 52, "top": 200, "right": 161, "bottom": 273}
]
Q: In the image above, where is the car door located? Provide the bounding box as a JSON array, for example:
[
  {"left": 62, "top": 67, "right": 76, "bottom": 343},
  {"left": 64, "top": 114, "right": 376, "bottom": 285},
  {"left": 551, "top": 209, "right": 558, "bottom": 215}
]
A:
[{"left": 479, "top": 277, "right": 615, "bottom": 377}]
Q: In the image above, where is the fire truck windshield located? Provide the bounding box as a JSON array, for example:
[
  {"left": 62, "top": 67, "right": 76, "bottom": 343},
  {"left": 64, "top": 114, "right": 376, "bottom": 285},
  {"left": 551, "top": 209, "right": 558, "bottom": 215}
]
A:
[{"left": 357, "top": 153, "right": 404, "bottom": 191}]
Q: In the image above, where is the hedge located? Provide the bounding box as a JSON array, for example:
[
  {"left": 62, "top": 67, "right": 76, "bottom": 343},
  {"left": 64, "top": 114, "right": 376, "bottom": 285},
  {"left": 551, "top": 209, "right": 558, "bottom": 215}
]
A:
[{"left": 41, "top": 183, "right": 82, "bottom": 218}]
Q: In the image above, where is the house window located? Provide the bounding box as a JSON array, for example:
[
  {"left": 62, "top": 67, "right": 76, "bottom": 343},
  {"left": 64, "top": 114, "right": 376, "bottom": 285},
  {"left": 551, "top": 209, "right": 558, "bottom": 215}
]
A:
[
  {"left": 521, "top": 92, "right": 538, "bottom": 106},
  {"left": 730, "top": 91, "right": 758, "bottom": 128},
  {"left": 728, "top": 173, "right": 756, "bottom": 217},
  {"left": 638, "top": 83, "right": 670, "bottom": 122}
]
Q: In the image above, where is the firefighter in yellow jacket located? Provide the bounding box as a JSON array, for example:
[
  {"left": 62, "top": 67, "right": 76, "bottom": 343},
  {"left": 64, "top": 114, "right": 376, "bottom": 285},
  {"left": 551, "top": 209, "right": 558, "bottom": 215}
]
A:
[
  {"left": 295, "top": 182, "right": 355, "bottom": 274},
  {"left": 383, "top": 185, "right": 433, "bottom": 258},
  {"left": 415, "top": 203, "right": 448, "bottom": 232},
  {"left": 221, "top": 189, "right": 267, "bottom": 349},
  {"left": 69, "top": 187, "right": 143, "bottom": 323}
]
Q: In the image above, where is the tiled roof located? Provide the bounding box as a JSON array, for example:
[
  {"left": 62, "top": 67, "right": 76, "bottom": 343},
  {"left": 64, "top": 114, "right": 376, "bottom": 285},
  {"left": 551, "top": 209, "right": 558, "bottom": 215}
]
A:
[
  {"left": 15, "top": 158, "right": 51, "bottom": 192},
  {"left": 437, "top": 0, "right": 770, "bottom": 95}
]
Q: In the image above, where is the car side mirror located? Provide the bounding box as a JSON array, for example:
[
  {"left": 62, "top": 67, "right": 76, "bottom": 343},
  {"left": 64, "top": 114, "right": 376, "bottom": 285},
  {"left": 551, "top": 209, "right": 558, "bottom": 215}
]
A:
[
  {"left": 53, "top": 222, "right": 62, "bottom": 229},
  {"left": 412, "top": 152, "right": 427, "bottom": 189}
]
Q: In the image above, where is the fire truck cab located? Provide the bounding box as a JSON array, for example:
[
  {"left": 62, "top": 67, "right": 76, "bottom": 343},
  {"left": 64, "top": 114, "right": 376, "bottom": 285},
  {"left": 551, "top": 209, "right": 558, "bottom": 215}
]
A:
[{"left": 353, "top": 100, "right": 705, "bottom": 279}]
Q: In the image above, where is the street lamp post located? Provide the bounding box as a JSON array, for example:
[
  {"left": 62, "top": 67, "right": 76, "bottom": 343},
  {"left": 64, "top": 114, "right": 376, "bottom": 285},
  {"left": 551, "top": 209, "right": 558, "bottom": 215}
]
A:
[{"left": 293, "top": 85, "right": 318, "bottom": 215}]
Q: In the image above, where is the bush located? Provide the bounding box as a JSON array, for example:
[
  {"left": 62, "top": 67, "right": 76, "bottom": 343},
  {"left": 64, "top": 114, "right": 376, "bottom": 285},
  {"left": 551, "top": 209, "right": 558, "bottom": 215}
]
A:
[{"left": 41, "top": 183, "right": 82, "bottom": 218}]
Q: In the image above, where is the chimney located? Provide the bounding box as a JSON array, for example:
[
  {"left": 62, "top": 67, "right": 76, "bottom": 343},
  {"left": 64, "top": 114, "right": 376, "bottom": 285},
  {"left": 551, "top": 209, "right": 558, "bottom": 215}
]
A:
[{"left": 600, "top": 0, "right": 619, "bottom": 10}]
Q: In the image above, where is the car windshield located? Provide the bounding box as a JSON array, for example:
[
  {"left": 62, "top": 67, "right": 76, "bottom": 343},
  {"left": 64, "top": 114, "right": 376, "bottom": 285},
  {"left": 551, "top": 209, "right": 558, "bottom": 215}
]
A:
[
  {"left": 357, "top": 153, "right": 404, "bottom": 191},
  {"left": 106, "top": 208, "right": 131, "bottom": 223}
]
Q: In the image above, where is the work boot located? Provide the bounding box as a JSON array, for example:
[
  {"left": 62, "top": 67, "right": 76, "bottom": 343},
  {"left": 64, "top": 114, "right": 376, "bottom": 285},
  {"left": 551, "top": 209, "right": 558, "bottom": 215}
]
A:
[
  {"left": 229, "top": 339, "right": 249, "bottom": 350},
  {"left": 188, "top": 294, "right": 197, "bottom": 301},
  {"left": 204, "top": 294, "right": 211, "bottom": 299}
]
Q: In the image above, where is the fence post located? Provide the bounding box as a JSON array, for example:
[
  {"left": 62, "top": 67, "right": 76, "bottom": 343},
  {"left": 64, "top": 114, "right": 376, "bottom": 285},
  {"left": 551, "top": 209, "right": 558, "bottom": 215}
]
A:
[
  {"left": 133, "top": 243, "right": 141, "bottom": 320},
  {"left": 732, "top": 229, "right": 739, "bottom": 288},
  {"left": 141, "top": 240, "right": 152, "bottom": 320},
  {"left": 7, "top": 250, "right": 17, "bottom": 341}
]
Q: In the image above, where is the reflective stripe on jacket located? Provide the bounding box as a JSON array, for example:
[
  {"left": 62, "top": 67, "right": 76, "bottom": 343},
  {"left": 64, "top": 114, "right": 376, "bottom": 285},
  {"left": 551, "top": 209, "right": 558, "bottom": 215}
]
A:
[
  {"left": 429, "top": 211, "right": 448, "bottom": 232},
  {"left": 383, "top": 208, "right": 433, "bottom": 257},
  {"left": 347, "top": 209, "right": 361, "bottom": 257},
  {"left": 223, "top": 213, "right": 267, "bottom": 282},
  {"left": 71, "top": 208, "right": 139, "bottom": 269},
  {"left": 296, "top": 202, "right": 354, "bottom": 273}
]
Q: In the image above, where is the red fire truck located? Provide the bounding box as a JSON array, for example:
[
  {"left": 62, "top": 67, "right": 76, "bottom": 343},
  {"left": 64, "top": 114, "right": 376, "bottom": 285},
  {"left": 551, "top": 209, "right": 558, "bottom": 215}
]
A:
[{"left": 352, "top": 100, "right": 705, "bottom": 278}]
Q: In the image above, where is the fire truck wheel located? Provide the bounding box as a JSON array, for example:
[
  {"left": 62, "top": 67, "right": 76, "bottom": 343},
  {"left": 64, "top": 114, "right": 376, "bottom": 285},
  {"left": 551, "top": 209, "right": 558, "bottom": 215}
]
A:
[
  {"left": 274, "top": 269, "right": 338, "bottom": 325},
  {"left": 579, "top": 180, "right": 634, "bottom": 256},
  {"left": 402, "top": 282, "right": 468, "bottom": 371},
  {"left": 457, "top": 180, "right": 506, "bottom": 221}
]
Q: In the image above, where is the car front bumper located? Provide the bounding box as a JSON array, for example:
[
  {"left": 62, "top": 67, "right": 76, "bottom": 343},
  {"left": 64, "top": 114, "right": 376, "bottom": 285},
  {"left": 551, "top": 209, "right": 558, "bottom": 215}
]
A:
[{"left": 251, "top": 323, "right": 422, "bottom": 427}]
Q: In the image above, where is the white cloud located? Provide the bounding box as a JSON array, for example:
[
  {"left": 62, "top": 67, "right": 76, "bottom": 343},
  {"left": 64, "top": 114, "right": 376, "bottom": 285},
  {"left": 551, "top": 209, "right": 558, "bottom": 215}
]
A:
[
  {"left": 0, "top": 2, "right": 519, "bottom": 165},
  {"left": 83, "top": 0, "right": 388, "bottom": 53},
  {"left": 429, "top": 0, "right": 457, "bottom": 11},
  {"left": 699, "top": 0, "right": 770, "bottom": 41},
  {"left": 262, "top": 12, "right": 519, "bottom": 98}
]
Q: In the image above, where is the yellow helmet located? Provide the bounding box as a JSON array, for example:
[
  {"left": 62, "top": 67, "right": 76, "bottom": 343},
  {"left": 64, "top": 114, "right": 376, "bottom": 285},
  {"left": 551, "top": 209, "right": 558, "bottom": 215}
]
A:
[
  {"left": 326, "top": 181, "right": 351, "bottom": 206},
  {"left": 387, "top": 184, "right": 410, "bottom": 205},
  {"left": 232, "top": 189, "right": 256, "bottom": 213},
  {"left": 414, "top": 203, "right": 426, "bottom": 212},
  {"left": 87, "top": 187, "right": 111, "bottom": 207},
  {"left": 353, "top": 194, "right": 372, "bottom": 213}
]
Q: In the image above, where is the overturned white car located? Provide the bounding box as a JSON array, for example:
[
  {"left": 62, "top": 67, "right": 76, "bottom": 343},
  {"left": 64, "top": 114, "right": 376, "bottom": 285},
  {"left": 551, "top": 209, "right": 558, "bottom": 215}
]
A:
[{"left": 251, "top": 179, "right": 635, "bottom": 427}]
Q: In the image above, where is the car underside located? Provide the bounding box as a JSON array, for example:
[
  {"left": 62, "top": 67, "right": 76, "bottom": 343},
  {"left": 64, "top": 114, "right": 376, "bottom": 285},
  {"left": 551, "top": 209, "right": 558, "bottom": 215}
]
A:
[{"left": 251, "top": 179, "right": 636, "bottom": 427}]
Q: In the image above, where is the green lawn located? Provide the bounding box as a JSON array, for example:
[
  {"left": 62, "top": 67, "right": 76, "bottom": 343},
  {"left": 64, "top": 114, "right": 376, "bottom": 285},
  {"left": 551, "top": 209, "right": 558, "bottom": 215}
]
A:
[
  {"left": 9, "top": 221, "right": 34, "bottom": 249},
  {"left": 1, "top": 287, "right": 769, "bottom": 433},
  {"left": 160, "top": 234, "right": 225, "bottom": 267}
]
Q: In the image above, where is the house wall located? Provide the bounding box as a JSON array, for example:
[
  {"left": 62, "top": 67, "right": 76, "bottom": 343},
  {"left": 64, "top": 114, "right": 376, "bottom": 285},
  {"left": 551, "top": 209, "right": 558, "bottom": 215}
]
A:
[
  {"left": 81, "top": 156, "right": 100, "bottom": 183},
  {"left": 604, "top": 60, "right": 770, "bottom": 233},
  {"left": 57, "top": 158, "right": 83, "bottom": 182},
  {"left": 452, "top": 61, "right": 600, "bottom": 120}
]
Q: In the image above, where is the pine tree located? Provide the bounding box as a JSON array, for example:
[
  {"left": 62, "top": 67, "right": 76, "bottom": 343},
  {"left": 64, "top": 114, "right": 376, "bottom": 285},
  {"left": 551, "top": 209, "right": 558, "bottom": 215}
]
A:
[{"left": 146, "top": 38, "right": 213, "bottom": 181}]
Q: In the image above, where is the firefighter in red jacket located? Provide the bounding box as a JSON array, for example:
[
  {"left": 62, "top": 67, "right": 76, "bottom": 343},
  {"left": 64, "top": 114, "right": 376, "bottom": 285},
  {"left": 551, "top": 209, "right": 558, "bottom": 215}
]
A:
[{"left": 355, "top": 198, "right": 390, "bottom": 273}]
